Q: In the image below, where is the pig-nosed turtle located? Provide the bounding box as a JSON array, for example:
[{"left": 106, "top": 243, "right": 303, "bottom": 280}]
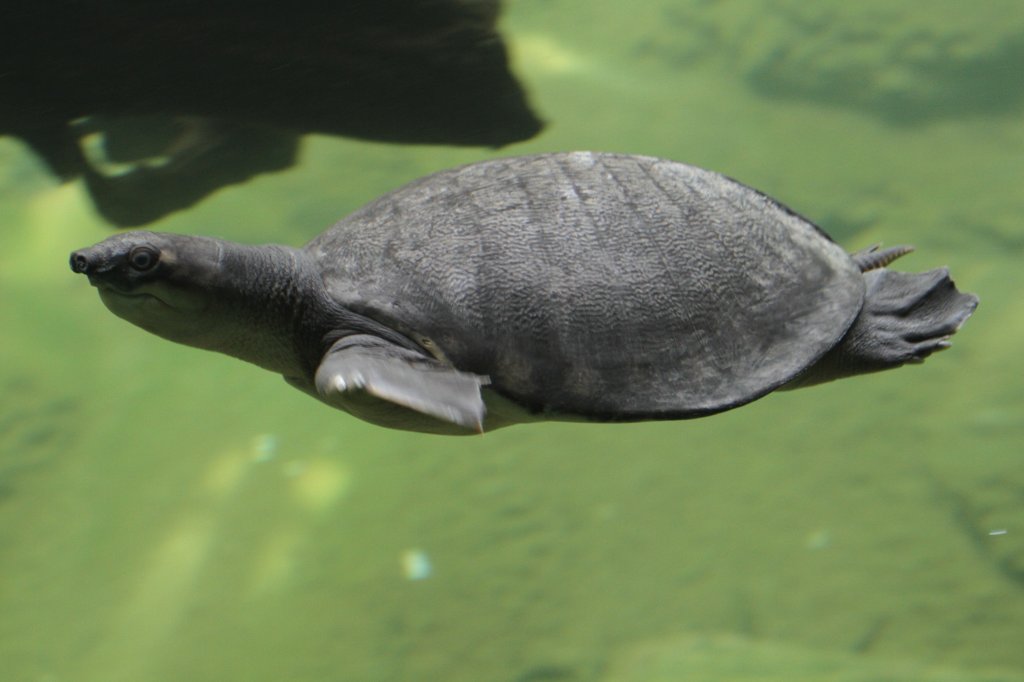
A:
[{"left": 70, "top": 152, "right": 978, "bottom": 434}]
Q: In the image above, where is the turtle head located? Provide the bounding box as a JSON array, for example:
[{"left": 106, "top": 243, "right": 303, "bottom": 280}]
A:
[
  {"left": 70, "top": 230, "right": 232, "bottom": 346},
  {"left": 71, "top": 230, "right": 320, "bottom": 375}
]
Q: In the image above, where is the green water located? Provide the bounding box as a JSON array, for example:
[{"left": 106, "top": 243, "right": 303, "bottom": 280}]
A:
[{"left": 2, "top": 2, "right": 1022, "bottom": 681}]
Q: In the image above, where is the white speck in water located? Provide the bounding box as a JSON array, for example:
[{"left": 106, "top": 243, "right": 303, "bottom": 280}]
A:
[
  {"left": 401, "top": 549, "right": 432, "bottom": 581},
  {"left": 989, "top": 529, "right": 1008, "bottom": 536},
  {"left": 252, "top": 434, "right": 278, "bottom": 462}
]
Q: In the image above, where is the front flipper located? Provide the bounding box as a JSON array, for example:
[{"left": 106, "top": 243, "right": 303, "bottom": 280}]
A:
[{"left": 315, "top": 335, "right": 490, "bottom": 433}]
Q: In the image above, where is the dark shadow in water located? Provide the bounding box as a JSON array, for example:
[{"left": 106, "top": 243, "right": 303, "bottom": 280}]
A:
[
  {"left": 644, "top": 4, "right": 1024, "bottom": 126},
  {"left": 0, "top": 377, "right": 78, "bottom": 503},
  {"left": 515, "top": 665, "right": 581, "bottom": 682},
  {"left": 926, "top": 470, "right": 1024, "bottom": 590},
  {"left": 746, "top": 32, "right": 1024, "bottom": 126},
  {"left": 0, "top": 1, "right": 543, "bottom": 226}
]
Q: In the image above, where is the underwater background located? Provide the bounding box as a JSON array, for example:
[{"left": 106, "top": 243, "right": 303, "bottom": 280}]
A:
[{"left": 2, "top": 1, "right": 1022, "bottom": 680}]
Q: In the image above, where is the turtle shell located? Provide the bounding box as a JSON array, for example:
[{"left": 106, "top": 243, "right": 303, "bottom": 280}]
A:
[{"left": 306, "top": 152, "right": 864, "bottom": 420}]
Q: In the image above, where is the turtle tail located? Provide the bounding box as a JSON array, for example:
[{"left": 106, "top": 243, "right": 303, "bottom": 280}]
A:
[
  {"left": 851, "top": 243, "right": 915, "bottom": 272},
  {"left": 787, "top": 266, "right": 978, "bottom": 388}
]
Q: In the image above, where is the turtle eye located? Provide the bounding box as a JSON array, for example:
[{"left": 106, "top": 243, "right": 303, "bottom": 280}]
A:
[{"left": 128, "top": 245, "right": 159, "bottom": 271}]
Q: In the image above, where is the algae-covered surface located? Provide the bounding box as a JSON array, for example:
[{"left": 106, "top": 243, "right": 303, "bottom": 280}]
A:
[{"left": 1, "top": 1, "right": 1022, "bottom": 681}]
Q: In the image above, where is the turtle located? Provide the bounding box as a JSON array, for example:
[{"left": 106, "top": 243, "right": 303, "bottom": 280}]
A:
[{"left": 69, "top": 152, "right": 978, "bottom": 435}]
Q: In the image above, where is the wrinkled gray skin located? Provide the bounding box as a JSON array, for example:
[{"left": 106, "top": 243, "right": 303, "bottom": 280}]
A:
[{"left": 70, "top": 152, "right": 978, "bottom": 434}]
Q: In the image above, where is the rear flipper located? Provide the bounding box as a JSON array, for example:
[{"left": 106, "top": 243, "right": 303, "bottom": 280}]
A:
[{"left": 788, "top": 267, "right": 978, "bottom": 388}]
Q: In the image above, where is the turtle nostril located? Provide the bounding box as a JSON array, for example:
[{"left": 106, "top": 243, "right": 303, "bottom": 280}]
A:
[{"left": 70, "top": 252, "right": 90, "bottom": 273}]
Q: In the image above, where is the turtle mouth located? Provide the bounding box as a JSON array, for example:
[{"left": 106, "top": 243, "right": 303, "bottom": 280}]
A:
[
  {"left": 96, "top": 283, "right": 165, "bottom": 307},
  {"left": 92, "top": 279, "right": 140, "bottom": 295}
]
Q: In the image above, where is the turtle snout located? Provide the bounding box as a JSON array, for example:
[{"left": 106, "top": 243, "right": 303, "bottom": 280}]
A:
[{"left": 69, "top": 250, "right": 92, "bottom": 274}]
